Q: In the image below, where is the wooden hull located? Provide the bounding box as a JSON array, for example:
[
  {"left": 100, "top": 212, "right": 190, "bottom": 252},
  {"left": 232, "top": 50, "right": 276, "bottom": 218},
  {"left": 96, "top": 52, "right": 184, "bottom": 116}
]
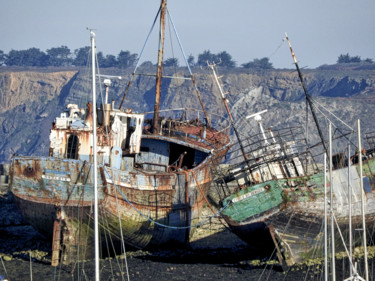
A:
[
  {"left": 10, "top": 157, "right": 99, "bottom": 265},
  {"left": 221, "top": 157, "right": 375, "bottom": 266},
  {"left": 265, "top": 204, "right": 375, "bottom": 266},
  {"left": 101, "top": 162, "right": 212, "bottom": 248},
  {"left": 9, "top": 129, "right": 230, "bottom": 263}
]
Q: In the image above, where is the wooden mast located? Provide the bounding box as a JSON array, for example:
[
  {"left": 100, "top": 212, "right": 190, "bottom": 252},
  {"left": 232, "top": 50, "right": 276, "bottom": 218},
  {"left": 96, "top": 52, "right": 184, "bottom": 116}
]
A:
[
  {"left": 285, "top": 34, "right": 327, "bottom": 154},
  {"left": 152, "top": 0, "right": 166, "bottom": 133}
]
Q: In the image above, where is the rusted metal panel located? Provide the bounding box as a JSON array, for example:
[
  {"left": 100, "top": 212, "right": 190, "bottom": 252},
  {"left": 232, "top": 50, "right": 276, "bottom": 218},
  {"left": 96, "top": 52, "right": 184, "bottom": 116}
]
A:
[{"left": 11, "top": 156, "right": 103, "bottom": 204}]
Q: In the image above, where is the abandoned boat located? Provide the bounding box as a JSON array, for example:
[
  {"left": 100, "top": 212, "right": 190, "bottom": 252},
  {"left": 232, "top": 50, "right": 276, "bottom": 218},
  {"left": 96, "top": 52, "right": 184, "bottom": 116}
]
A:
[
  {"left": 9, "top": 0, "right": 231, "bottom": 266},
  {"left": 218, "top": 122, "right": 375, "bottom": 266},
  {"left": 215, "top": 36, "right": 375, "bottom": 267}
]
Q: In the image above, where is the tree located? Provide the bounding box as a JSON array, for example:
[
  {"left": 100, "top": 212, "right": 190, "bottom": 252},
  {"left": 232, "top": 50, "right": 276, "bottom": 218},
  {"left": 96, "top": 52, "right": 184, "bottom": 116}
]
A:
[
  {"left": 337, "top": 53, "right": 361, "bottom": 63},
  {"left": 197, "top": 50, "right": 236, "bottom": 67},
  {"left": 117, "top": 50, "right": 137, "bottom": 68},
  {"left": 0, "top": 50, "right": 5, "bottom": 65},
  {"left": 96, "top": 52, "right": 105, "bottom": 66},
  {"left": 102, "top": 54, "right": 117, "bottom": 68},
  {"left": 187, "top": 54, "right": 195, "bottom": 66},
  {"left": 5, "top": 48, "right": 49, "bottom": 66},
  {"left": 140, "top": 61, "right": 154, "bottom": 68},
  {"left": 73, "top": 46, "right": 90, "bottom": 66},
  {"left": 197, "top": 50, "right": 216, "bottom": 66},
  {"left": 46, "top": 46, "right": 72, "bottom": 66},
  {"left": 164, "top": 57, "right": 178, "bottom": 67},
  {"left": 242, "top": 57, "right": 273, "bottom": 69},
  {"left": 216, "top": 51, "right": 236, "bottom": 67}
]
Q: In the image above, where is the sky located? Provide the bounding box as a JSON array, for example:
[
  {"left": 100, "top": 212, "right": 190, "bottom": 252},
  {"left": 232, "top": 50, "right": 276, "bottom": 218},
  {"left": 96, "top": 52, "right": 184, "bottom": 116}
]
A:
[{"left": 0, "top": 0, "right": 374, "bottom": 69}]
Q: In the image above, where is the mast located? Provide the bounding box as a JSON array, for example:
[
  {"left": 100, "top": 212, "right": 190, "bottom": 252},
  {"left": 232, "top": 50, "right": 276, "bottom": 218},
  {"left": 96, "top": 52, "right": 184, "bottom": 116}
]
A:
[
  {"left": 285, "top": 34, "right": 327, "bottom": 154},
  {"left": 324, "top": 152, "right": 328, "bottom": 281},
  {"left": 208, "top": 63, "right": 249, "bottom": 162},
  {"left": 329, "top": 122, "right": 336, "bottom": 280},
  {"left": 358, "top": 119, "right": 369, "bottom": 281},
  {"left": 348, "top": 144, "right": 353, "bottom": 278},
  {"left": 90, "top": 30, "right": 100, "bottom": 281},
  {"left": 208, "top": 63, "right": 253, "bottom": 184},
  {"left": 152, "top": 0, "right": 166, "bottom": 133}
]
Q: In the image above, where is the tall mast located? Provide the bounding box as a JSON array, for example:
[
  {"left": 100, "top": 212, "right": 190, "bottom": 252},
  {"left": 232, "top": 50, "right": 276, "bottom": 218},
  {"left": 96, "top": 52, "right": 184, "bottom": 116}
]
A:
[
  {"left": 323, "top": 152, "right": 328, "bottom": 281},
  {"left": 208, "top": 63, "right": 253, "bottom": 184},
  {"left": 208, "top": 63, "right": 249, "bottom": 162},
  {"left": 153, "top": 0, "right": 166, "bottom": 133},
  {"left": 358, "top": 119, "right": 369, "bottom": 281},
  {"left": 285, "top": 34, "right": 327, "bottom": 154},
  {"left": 329, "top": 122, "right": 336, "bottom": 280},
  {"left": 90, "top": 30, "right": 100, "bottom": 281}
]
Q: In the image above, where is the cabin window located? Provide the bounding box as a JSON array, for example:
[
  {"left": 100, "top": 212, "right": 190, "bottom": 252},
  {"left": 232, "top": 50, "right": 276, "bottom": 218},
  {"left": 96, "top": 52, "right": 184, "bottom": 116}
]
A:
[{"left": 67, "top": 135, "right": 79, "bottom": 159}]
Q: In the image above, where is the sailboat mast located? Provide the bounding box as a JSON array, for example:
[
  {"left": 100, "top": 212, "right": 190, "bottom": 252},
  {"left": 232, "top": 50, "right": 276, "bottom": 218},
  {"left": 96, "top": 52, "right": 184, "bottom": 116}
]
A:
[
  {"left": 208, "top": 63, "right": 249, "bottom": 163},
  {"left": 323, "top": 152, "right": 328, "bottom": 281},
  {"left": 285, "top": 34, "right": 327, "bottom": 154},
  {"left": 153, "top": 0, "right": 167, "bottom": 133},
  {"left": 358, "top": 119, "right": 369, "bottom": 281},
  {"left": 90, "top": 30, "right": 100, "bottom": 281},
  {"left": 329, "top": 122, "right": 336, "bottom": 280}
]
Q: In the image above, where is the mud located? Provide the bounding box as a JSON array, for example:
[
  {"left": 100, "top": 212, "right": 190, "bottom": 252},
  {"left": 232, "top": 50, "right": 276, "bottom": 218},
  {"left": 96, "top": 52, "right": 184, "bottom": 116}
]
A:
[{"left": 1, "top": 185, "right": 374, "bottom": 281}]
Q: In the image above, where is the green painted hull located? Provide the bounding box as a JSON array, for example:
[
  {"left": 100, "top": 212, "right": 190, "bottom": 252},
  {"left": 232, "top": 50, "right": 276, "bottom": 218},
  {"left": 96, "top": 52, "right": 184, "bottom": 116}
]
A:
[{"left": 221, "top": 157, "right": 375, "bottom": 266}]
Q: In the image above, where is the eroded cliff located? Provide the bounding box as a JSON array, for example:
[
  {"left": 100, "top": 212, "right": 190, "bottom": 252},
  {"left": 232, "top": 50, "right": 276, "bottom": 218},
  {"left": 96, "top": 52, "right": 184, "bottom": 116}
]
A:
[{"left": 0, "top": 67, "right": 374, "bottom": 163}]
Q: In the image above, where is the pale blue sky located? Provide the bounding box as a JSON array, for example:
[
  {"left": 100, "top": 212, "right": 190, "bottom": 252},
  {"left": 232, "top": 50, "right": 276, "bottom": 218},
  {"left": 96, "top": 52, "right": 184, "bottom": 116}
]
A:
[{"left": 1, "top": 0, "right": 374, "bottom": 68}]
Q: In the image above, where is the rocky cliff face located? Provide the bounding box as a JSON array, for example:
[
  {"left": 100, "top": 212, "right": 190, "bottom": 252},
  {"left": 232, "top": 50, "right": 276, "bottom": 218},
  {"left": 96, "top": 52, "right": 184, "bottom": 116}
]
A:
[{"left": 0, "top": 67, "right": 374, "bottom": 163}]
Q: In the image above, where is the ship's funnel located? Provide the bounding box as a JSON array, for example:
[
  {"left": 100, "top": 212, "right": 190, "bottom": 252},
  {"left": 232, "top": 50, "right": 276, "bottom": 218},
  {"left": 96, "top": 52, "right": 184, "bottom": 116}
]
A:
[{"left": 102, "top": 103, "right": 112, "bottom": 127}]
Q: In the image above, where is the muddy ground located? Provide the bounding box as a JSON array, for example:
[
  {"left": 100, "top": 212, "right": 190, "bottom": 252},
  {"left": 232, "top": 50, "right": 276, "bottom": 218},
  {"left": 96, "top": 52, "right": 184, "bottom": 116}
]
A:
[{"left": 1, "top": 184, "right": 374, "bottom": 280}]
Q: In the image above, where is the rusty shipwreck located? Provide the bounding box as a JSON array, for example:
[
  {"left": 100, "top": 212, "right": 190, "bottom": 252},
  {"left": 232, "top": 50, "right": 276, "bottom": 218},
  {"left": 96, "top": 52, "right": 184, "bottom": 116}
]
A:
[
  {"left": 9, "top": 0, "right": 231, "bottom": 265},
  {"left": 214, "top": 36, "right": 375, "bottom": 267}
]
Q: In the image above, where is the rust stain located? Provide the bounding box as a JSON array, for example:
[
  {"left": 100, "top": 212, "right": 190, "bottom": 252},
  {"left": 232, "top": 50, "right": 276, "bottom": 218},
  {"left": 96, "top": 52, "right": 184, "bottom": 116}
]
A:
[{"left": 22, "top": 160, "right": 41, "bottom": 178}]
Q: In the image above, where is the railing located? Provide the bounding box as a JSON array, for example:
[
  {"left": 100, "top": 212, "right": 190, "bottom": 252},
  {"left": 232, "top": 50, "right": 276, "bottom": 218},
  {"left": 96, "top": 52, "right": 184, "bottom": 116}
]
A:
[{"left": 142, "top": 107, "right": 231, "bottom": 147}]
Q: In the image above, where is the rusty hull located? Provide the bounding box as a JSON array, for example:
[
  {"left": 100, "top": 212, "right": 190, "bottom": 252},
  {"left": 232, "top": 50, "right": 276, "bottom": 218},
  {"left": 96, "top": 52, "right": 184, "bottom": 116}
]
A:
[
  {"left": 102, "top": 141, "right": 218, "bottom": 248},
  {"left": 10, "top": 156, "right": 103, "bottom": 264}
]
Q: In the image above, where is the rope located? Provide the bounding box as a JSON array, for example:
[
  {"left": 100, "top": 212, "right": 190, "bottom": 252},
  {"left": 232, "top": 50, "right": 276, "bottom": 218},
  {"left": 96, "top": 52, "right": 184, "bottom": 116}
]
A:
[
  {"left": 331, "top": 205, "right": 357, "bottom": 275},
  {"left": 103, "top": 166, "right": 231, "bottom": 229},
  {"left": 257, "top": 211, "right": 296, "bottom": 281},
  {"left": 310, "top": 98, "right": 354, "bottom": 131},
  {"left": 268, "top": 38, "right": 285, "bottom": 60},
  {"left": 0, "top": 256, "right": 7, "bottom": 280},
  {"left": 119, "top": 4, "right": 161, "bottom": 109},
  {"left": 101, "top": 209, "right": 127, "bottom": 281},
  {"left": 113, "top": 180, "right": 130, "bottom": 281}
]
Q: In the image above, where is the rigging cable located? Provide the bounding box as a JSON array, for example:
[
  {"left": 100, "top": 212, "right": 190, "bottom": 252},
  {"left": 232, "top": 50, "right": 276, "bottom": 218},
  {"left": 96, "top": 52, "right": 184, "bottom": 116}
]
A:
[
  {"left": 166, "top": 9, "right": 185, "bottom": 111},
  {"left": 257, "top": 211, "right": 296, "bottom": 281},
  {"left": 119, "top": 4, "right": 162, "bottom": 109},
  {"left": 310, "top": 97, "right": 354, "bottom": 131},
  {"left": 0, "top": 256, "right": 7, "bottom": 281},
  {"left": 167, "top": 7, "right": 211, "bottom": 127},
  {"left": 268, "top": 38, "right": 286, "bottom": 60},
  {"left": 101, "top": 210, "right": 127, "bottom": 281},
  {"left": 113, "top": 180, "right": 130, "bottom": 281}
]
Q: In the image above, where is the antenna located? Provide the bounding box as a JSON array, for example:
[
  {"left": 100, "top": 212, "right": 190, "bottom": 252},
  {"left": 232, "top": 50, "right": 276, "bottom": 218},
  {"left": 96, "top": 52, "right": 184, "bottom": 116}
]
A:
[
  {"left": 246, "top": 109, "right": 268, "bottom": 120},
  {"left": 246, "top": 110, "right": 269, "bottom": 145},
  {"left": 96, "top": 74, "right": 122, "bottom": 80}
]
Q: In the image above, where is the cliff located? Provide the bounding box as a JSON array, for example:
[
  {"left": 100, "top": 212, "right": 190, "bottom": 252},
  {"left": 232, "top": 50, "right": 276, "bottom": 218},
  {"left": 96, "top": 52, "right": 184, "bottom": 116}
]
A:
[{"left": 0, "top": 66, "right": 374, "bottom": 163}]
